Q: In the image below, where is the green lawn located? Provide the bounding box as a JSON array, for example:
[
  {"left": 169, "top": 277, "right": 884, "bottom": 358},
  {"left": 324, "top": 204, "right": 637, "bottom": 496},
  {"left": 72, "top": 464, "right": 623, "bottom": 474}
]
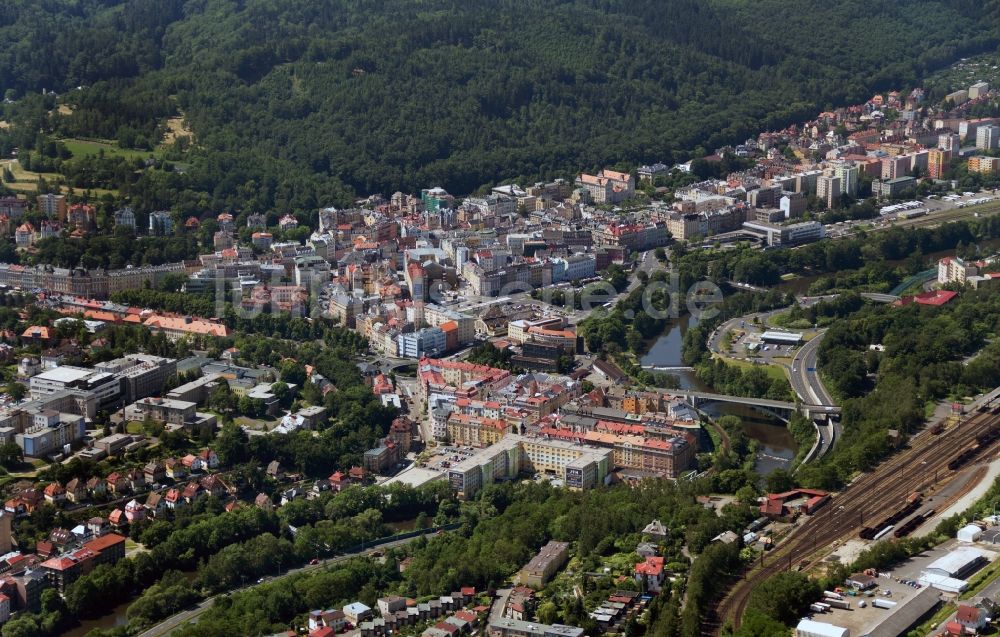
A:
[
  {"left": 61, "top": 138, "right": 157, "bottom": 161},
  {"left": 716, "top": 354, "right": 789, "bottom": 384}
]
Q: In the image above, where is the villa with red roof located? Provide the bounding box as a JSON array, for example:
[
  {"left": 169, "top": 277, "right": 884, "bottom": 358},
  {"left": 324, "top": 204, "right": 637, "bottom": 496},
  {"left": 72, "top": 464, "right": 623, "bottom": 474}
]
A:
[{"left": 634, "top": 555, "right": 666, "bottom": 593}]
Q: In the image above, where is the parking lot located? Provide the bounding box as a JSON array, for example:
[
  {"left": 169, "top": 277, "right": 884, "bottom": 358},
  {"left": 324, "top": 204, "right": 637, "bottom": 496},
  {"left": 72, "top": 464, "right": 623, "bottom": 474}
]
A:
[
  {"left": 817, "top": 539, "right": 1000, "bottom": 636},
  {"left": 824, "top": 189, "right": 1000, "bottom": 239},
  {"left": 723, "top": 319, "right": 803, "bottom": 366},
  {"left": 418, "top": 445, "right": 479, "bottom": 472}
]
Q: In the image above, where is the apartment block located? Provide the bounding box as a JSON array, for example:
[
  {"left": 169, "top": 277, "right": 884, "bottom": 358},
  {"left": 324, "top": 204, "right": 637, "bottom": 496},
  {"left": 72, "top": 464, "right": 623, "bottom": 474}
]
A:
[
  {"left": 94, "top": 354, "right": 176, "bottom": 403},
  {"left": 977, "top": 125, "right": 1000, "bottom": 150},
  {"left": 518, "top": 541, "right": 570, "bottom": 588},
  {"left": 928, "top": 148, "right": 950, "bottom": 179},
  {"left": 872, "top": 176, "right": 917, "bottom": 199},
  {"left": 815, "top": 175, "right": 841, "bottom": 209},
  {"left": 575, "top": 170, "right": 635, "bottom": 204},
  {"left": 446, "top": 413, "right": 511, "bottom": 447},
  {"left": 447, "top": 434, "right": 611, "bottom": 499},
  {"left": 969, "top": 156, "right": 1000, "bottom": 175}
]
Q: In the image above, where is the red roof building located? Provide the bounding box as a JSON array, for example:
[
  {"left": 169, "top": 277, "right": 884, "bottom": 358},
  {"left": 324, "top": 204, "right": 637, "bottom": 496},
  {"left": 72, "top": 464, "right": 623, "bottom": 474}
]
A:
[{"left": 894, "top": 289, "right": 958, "bottom": 307}]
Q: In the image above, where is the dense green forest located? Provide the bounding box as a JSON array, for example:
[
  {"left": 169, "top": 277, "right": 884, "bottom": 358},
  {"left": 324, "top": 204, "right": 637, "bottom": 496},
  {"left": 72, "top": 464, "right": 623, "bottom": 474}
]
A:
[{"left": 1, "top": 0, "right": 997, "bottom": 212}]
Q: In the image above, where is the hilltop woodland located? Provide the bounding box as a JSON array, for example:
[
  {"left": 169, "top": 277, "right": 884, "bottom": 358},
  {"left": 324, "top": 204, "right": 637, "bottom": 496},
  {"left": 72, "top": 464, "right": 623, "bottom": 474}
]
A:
[{"left": 0, "top": 0, "right": 996, "bottom": 219}]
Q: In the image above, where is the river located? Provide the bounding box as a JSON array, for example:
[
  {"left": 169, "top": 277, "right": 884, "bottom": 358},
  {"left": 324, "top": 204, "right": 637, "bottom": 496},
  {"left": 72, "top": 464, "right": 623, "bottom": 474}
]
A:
[
  {"left": 640, "top": 314, "right": 796, "bottom": 475},
  {"left": 62, "top": 570, "right": 200, "bottom": 637}
]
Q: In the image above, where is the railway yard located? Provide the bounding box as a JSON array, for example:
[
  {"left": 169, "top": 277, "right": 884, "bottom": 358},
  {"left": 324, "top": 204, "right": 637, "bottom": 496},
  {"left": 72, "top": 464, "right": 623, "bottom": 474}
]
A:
[{"left": 707, "top": 402, "right": 1000, "bottom": 635}]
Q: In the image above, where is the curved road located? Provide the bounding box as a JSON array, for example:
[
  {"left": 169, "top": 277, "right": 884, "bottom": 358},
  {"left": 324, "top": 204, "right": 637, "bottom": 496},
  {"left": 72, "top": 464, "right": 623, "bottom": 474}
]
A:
[
  {"left": 707, "top": 305, "right": 840, "bottom": 458},
  {"left": 789, "top": 331, "right": 840, "bottom": 456}
]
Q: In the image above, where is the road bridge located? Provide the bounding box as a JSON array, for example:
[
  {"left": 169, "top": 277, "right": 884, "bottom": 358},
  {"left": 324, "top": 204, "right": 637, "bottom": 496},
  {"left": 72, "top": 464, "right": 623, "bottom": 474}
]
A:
[{"left": 670, "top": 389, "right": 840, "bottom": 420}]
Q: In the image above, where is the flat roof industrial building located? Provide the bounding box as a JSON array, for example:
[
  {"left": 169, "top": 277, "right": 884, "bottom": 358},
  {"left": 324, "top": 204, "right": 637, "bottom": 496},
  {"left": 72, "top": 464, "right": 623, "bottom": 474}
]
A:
[{"left": 760, "top": 330, "right": 803, "bottom": 345}]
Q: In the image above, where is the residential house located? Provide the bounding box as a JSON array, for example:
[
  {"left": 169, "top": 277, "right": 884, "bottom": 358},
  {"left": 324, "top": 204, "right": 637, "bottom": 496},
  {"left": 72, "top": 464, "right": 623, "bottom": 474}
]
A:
[
  {"left": 266, "top": 460, "right": 284, "bottom": 480},
  {"left": 144, "top": 461, "right": 166, "bottom": 485},
  {"left": 344, "top": 602, "right": 373, "bottom": 625},
  {"left": 180, "top": 454, "right": 204, "bottom": 473},
  {"left": 164, "top": 458, "right": 187, "bottom": 481},
  {"left": 105, "top": 472, "right": 129, "bottom": 496},
  {"left": 957, "top": 605, "right": 987, "bottom": 633},
  {"left": 144, "top": 492, "right": 165, "bottom": 516},
  {"left": 309, "top": 609, "right": 347, "bottom": 633},
  {"left": 85, "top": 477, "right": 107, "bottom": 498},
  {"left": 43, "top": 483, "right": 65, "bottom": 505},
  {"left": 182, "top": 481, "right": 203, "bottom": 504},
  {"left": 634, "top": 556, "right": 665, "bottom": 593},
  {"left": 254, "top": 493, "right": 274, "bottom": 511},
  {"left": 199, "top": 474, "right": 230, "bottom": 499},
  {"left": 164, "top": 488, "right": 183, "bottom": 509},
  {"left": 198, "top": 448, "right": 220, "bottom": 469},
  {"left": 64, "top": 478, "right": 87, "bottom": 503}
]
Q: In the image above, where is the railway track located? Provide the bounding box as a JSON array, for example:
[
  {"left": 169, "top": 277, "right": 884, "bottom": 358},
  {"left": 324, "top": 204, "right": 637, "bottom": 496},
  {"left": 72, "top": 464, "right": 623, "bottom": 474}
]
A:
[{"left": 706, "top": 408, "right": 1000, "bottom": 635}]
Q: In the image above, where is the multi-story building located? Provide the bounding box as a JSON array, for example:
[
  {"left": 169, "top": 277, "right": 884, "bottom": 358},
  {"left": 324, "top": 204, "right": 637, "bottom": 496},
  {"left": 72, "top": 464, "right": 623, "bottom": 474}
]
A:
[
  {"left": 594, "top": 221, "right": 668, "bottom": 252},
  {"left": 421, "top": 187, "right": 454, "bottom": 213},
  {"left": 508, "top": 317, "right": 564, "bottom": 344},
  {"left": 938, "top": 133, "right": 961, "bottom": 153},
  {"left": 29, "top": 366, "right": 121, "bottom": 405},
  {"left": 665, "top": 212, "right": 701, "bottom": 241},
  {"left": 936, "top": 255, "right": 994, "bottom": 286},
  {"left": 447, "top": 434, "right": 611, "bottom": 499},
  {"left": 94, "top": 354, "right": 176, "bottom": 403},
  {"left": 969, "top": 156, "right": 1000, "bottom": 175},
  {"left": 14, "top": 223, "right": 33, "bottom": 248},
  {"left": 148, "top": 211, "right": 174, "bottom": 236},
  {"left": 518, "top": 541, "right": 570, "bottom": 588},
  {"left": 747, "top": 186, "right": 781, "bottom": 208},
  {"left": 540, "top": 425, "right": 695, "bottom": 479},
  {"left": 575, "top": 170, "right": 635, "bottom": 204},
  {"left": 551, "top": 254, "right": 596, "bottom": 283},
  {"left": 463, "top": 261, "right": 552, "bottom": 297},
  {"left": 487, "top": 620, "right": 584, "bottom": 637},
  {"left": 779, "top": 192, "right": 807, "bottom": 219},
  {"left": 970, "top": 81, "right": 990, "bottom": 100},
  {"left": 928, "top": 148, "right": 950, "bottom": 179},
  {"left": 834, "top": 163, "right": 860, "bottom": 198},
  {"left": 37, "top": 193, "right": 67, "bottom": 220},
  {"left": 815, "top": 175, "right": 841, "bottom": 208},
  {"left": 880, "top": 155, "right": 910, "bottom": 180},
  {"left": 113, "top": 207, "right": 136, "bottom": 230},
  {"left": 910, "top": 149, "right": 929, "bottom": 175},
  {"left": 423, "top": 305, "right": 475, "bottom": 346},
  {"left": 133, "top": 397, "right": 197, "bottom": 425},
  {"left": 397, "top": 327, "right": 447, "bottom": 359},
  {"left": 16, "top": 410, "right": 86, "bottom": 457},
  {"left": 419, "top": 359, "right": 512, "bottom": 414},
  {"left": 872, "top": 176, "right": 917, "bottom": 200},
  {"left": 526, "top": 326, "right": 577, "bottom": 354},
  {"left": 0, "top": 196, "right": 26, "bottom": 220},
  {"left": 446, "top": 413, "right": 511, "bottom": 447},
  {"left": 637, "top": 163, "right": 668, "bottom": 182},
  {"left": 251, "top": 231, "right": 273, "bottom": 250},
  {"left": 463, "top": 194, "right": 517, "bottom": 217},
  {"left": 977, "top": 125, "right": 1000, "bottom": 150},
  {"left": 742, "top": 220, "right": 825, "bottom": 247},
  {"left": 946, "top": 89, "right": 969, "bottom": 105}
]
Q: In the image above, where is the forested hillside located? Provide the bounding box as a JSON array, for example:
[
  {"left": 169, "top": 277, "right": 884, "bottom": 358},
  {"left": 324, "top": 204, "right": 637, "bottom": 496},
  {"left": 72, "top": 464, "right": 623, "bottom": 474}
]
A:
[{"left": 0, "top": 0, "right": 996, "bottom": 205}]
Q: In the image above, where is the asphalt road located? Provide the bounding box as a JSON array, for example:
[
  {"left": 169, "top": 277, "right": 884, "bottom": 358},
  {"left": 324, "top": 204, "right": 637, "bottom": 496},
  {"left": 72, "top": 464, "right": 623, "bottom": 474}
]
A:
[
  {"left": 789, "top": 332, "right": 840, "bottom": 456},
  {"left": 136, "top": 532, "right": 441, "bottom": 637},
  {"left": 707, "top": 305, "right": 841, "bottom": 458}
]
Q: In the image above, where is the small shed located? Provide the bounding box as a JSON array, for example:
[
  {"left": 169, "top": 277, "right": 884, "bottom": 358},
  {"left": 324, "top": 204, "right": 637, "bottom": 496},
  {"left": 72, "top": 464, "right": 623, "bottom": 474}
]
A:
[{"left": 957, "top": 524, "right": 983, "bottom": 543}]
